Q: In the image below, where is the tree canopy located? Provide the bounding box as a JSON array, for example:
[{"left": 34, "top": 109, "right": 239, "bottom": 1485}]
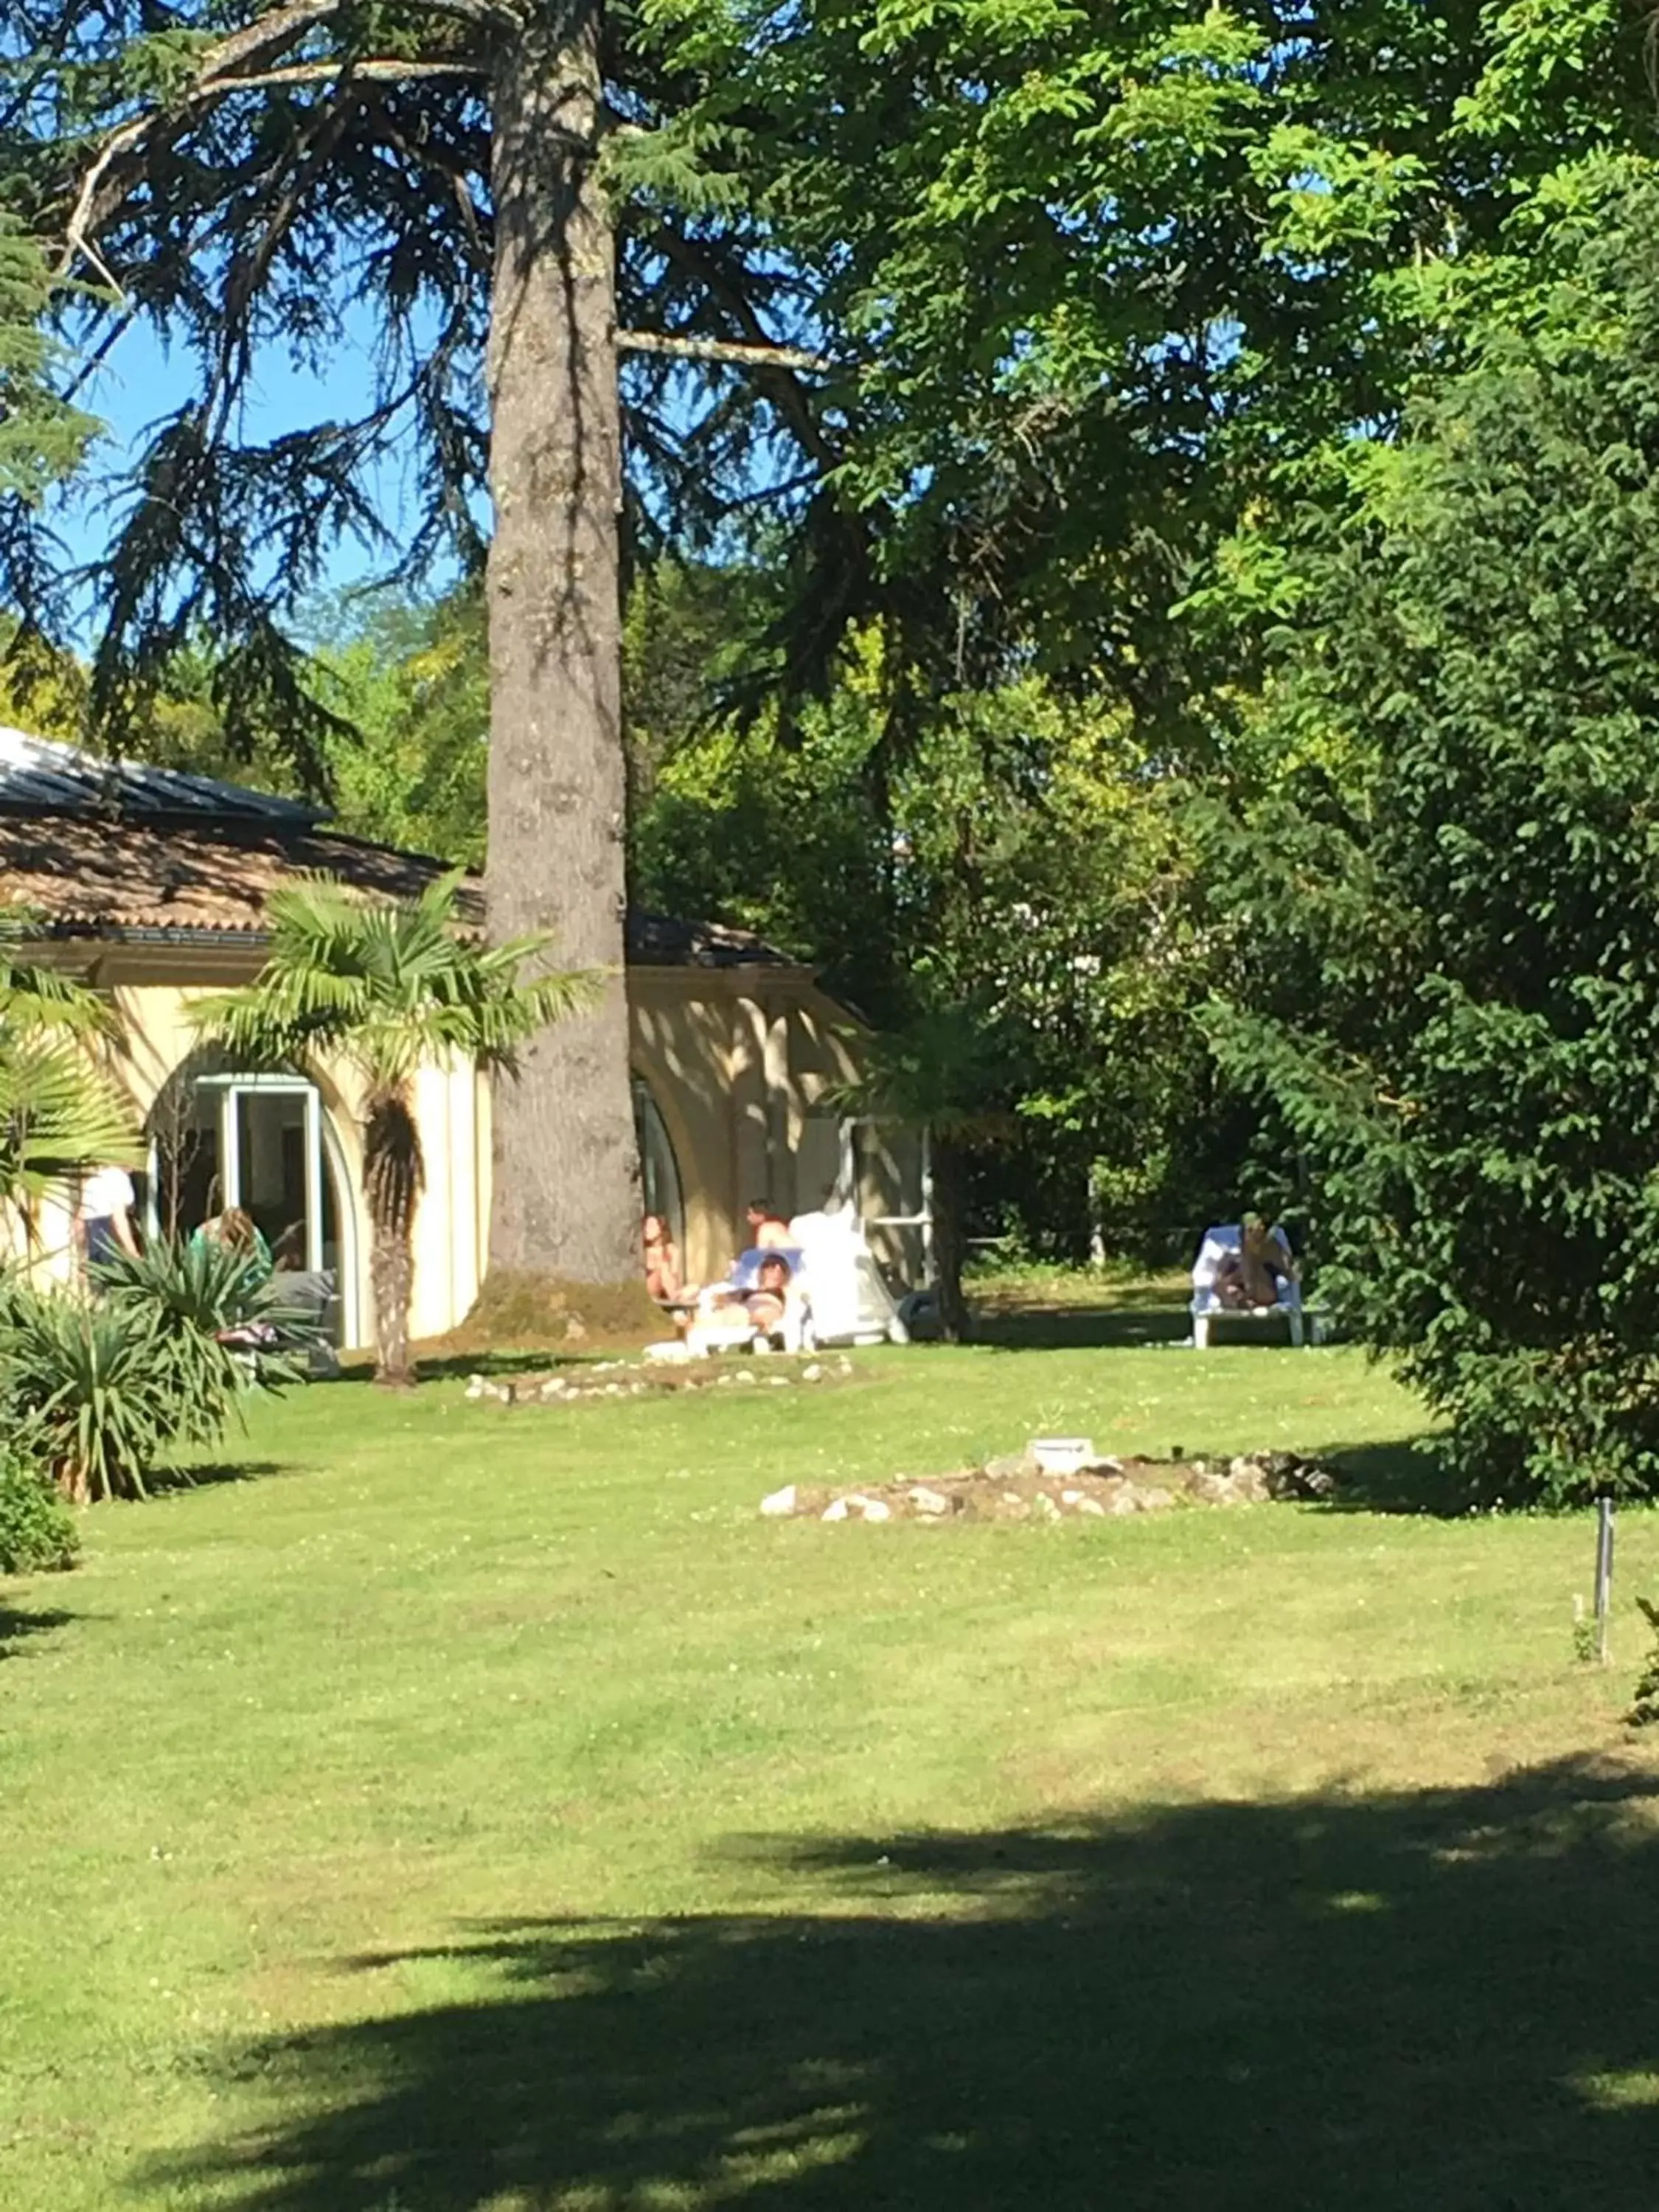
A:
[
  {"left": 1204, "top": 173, "right": 1659, "bottom": 1503},
  {"left": 5, "top": 0, "right": 1659, "bottom": 1344}
]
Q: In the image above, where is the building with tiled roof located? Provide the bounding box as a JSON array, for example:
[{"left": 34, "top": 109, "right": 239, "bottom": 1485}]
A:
[{"left": 0, "top": 729, "right": 913, "bottom": 1341}]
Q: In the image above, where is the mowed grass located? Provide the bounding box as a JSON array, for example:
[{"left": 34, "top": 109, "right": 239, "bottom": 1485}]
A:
[{"left": 5, "top": 1330, "right": 1659, "bottom": 2210}]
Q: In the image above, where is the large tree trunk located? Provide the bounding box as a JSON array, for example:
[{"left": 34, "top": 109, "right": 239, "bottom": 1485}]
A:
[{"left": 482, "top": 5, "right": 642, "bottom": 1304}]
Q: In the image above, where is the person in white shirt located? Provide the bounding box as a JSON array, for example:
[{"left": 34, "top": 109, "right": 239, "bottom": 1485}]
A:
[{"left": 78, "top": 1163, "right": 140, "bottom": 1272}]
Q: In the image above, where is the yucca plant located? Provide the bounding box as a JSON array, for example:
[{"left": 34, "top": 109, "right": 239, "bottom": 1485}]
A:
[
  {"left": 191, "top": 873, "right": 589, "bottom": 1385},
  {"left": 94, "top": 1237, "right": 319, "bottom": 1441},
  {"left": 0, "top": 1284, "right": 173, "bottom": 1501}
]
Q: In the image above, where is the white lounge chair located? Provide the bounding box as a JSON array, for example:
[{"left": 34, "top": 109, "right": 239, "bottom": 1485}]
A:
[
  {"left": 1189, "top": 1223, "right": 1317, "bottom": 1349},
  {"left": 684, "top": 1248, "right": 812, "bottom": 1357},
  {"left": 787, "top": 1208, "right": 910, "bottom": 1346}
]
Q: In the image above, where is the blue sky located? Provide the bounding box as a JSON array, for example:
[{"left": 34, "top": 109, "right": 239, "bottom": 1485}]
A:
[{"left": 48, "top": 303, "right": 459, "bottom": 636}]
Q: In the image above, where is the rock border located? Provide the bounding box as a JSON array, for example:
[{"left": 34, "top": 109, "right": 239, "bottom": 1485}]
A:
[
  {"left": 466, "top": 1354, "right": 855, "bottom": 1405},
  {"left": 761, "top": 1450, "right": 1339, "bottom": 1523}
]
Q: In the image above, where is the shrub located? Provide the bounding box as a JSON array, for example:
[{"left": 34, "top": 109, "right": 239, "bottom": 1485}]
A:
[
  {"left": 0, "top": 1447, "right": 80, "bottom": 1573},
  {"left": 0, "top": 1287, "right": 176, "bottom": 1501},
  {"left": 94, "top": 1237, "right": 316, "bottom": 1444},
  {"left": 1627, "top": 1599, "right": 1659, "bottom": 1728},
  {"left": 0, "top": 1245, "right": 317, "bottom": 1503}
]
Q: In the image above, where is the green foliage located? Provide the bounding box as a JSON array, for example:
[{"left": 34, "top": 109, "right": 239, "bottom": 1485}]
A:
[
  {"left": 0, "top": 911, "right": 141, "bottom": 1224},
  {"left": 94, "top": 1238, "right": 316, "bottom": 1444},
  {"left": 633, "top": 610, "right": 1236, "bottom": 1256},
  {"left": 0, "top": 1238, "right": 308, "bottom": 1503},
  {"left": 192, "top": 871, "right": 591, "bottom": 1382},
  {"left": 0, "top": 1284, "right": 177, "bottom": 1503},
  {"left": 0, "top": 1447, "right": 80, "bottom": 1575},
  {"left": 1627, "top": 1598, "right": 1659, "bottom": 1727},
  {"left": 0, "top": 215, "right": 97, "bottom": 505},
  {"left": 1204, "top": 180, "right": 1659, "bottom": 1506},
  {"left": 190, "top": 872, "right": 591, "bottom": 1091}
]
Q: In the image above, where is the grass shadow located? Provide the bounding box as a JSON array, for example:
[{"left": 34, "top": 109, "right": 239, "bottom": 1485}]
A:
[
  {"left": 973, "top": 1303, "right": 1193, "bottom": 1350},
  {"left": 0, "top": 1602, "right": 74, "bottom": 1658},
  {"left": 331, "top": 1349, "right": 594, "bottom": 1386},
  {"left": 1322, "top": 1438, "right": 1458, "bottom": 1516},
  {"left": 140, "top": 1752, "right": 1659, "bottom": 2211},
  {"left": 150, "top": 1458, "right": 303, "bottom": 1494}
]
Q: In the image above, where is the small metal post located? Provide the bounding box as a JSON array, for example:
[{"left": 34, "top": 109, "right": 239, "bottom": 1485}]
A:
[{"left": 1595, "top": 1497, "right": 1615, "bottom": 1665}]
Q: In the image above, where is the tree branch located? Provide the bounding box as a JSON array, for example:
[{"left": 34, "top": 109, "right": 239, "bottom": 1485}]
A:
[
  {"left": 55, "top": 0, "right": 507, "bottom": 293},
  {"left": 616, "top": 330, "right": 830, "bottom": 375},
  {"left": 645, "top": 224, "right": 844, "bottom": 470},
  {"left": 214, "top": 58, "right": 488, "bottom": 91}
]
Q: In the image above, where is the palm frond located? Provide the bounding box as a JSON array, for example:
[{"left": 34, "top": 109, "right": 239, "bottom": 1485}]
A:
[
  {"left": 823, "top": 1004, "right": 1015, "bottom": 1147},
  {"left": 0, "top": 907, "right": 119, "bottom": 1041},
  {"left": 0, "top": 1035, "right": 142, "bottom": 1217},
  {"left": 191, "top": 872, "right": 593, "bottom": 1087}
]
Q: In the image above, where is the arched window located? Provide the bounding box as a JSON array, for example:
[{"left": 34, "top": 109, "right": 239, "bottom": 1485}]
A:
[
  {"left": 632, "top": 1076, "right": 684, "bottom": 1253},
  {"left": 141, "top": 1046, "right": 358, "bottom": 1343}
]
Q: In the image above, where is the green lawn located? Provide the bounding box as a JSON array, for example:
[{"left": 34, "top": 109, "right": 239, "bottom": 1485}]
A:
[{"left": 5, "top": 1333, "right": 1659, "bottom": 2209}]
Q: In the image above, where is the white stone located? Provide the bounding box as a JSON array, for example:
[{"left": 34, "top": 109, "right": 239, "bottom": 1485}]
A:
[
  {"left": 734, "top": 1370, "right": 757, "bottom": 1386},
  {"left": 1075, "top": 1498, "right": 1107, "bottom": 1517},
  {"left": 760, "top": 1485, "right": 800, "bottom": 1517},
  {"left": 821, "top": 1498, "right": 851, "bottom": 1522},
  {"left": 1032, "top": 1493, "right": 1063, "bottom": 1522},
  {"left": 802, "top": 1363, "right": 824, "bottom": 1382},
  {"left": 1032, "top": 1437, "right": 1094, "bottom": 1476},
  {"left": 853, "top": 1497, "right": 892, "bottom": 1522},
  {"left": 908, "top": 1486, "right": 952, "bottom": 1516}
]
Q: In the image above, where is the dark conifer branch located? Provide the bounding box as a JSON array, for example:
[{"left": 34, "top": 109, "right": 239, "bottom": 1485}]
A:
[{"left": 55, "top": 0, "right": 503, "bottom": 292}]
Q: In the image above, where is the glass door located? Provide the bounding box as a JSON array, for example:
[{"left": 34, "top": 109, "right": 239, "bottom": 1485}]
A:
[{"left": 218, "top": 1077, "right": 329, "bottom": 1273}]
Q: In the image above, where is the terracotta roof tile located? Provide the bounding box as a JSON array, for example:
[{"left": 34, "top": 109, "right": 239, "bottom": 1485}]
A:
[
  {"left": 0, "top": 813, "right": 793, "bottom": 968},
  {"left": 0, "top": 813, "right": 462, "bottom": 935}
]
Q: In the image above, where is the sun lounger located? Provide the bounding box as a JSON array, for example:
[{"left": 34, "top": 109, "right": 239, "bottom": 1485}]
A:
[{"left": 1189, "top": 1224, "right": 1320, "bottom": 1349}]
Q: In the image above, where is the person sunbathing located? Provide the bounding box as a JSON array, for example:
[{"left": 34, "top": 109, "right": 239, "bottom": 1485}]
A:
[
  {"left": 642, "top": 1212, "right": 683, "bottom": 1303},
  {"left": 742, "top": 1252, "right": 793, "bottom": 1334},
  {"left": 1216, "top": 1212, "right": 1297, "bottom": 1310},
  {"left": 745, "top": 1198, "right": 793, "bottom": 1251}
]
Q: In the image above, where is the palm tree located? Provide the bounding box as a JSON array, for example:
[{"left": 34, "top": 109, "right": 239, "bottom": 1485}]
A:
[
  {"left": 826, "top": 1002, "right": 1012, "bottom": 1343},
  {"left": 0, "top": 909, "right": 140, "bottom": 1240},
  {"left": 192, "top": 874, "right": 590, "bottom": 1387}
]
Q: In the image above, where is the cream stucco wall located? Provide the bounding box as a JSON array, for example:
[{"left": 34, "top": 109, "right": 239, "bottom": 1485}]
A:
[{"left": 11, "top": 942, "right": 914, "bottom": 1347}]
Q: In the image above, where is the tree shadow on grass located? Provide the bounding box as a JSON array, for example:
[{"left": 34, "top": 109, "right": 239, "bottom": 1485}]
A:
[
  {"left": 142, "top": 1753, "right": 1659, "bottom": 2211},
  {"left": 0, "top": 1602, "right": 74, "bottom": 1658},
  {"left": 149, "top": 1458, "right": 302, "bottom": 1494},
  {"left": 329, "top": 1350, "right": 591, "bottom": 1386},
  {"left": 1321, "top": 1438, "right": 1455, "bottom": 1514},
  {"left": 974, "top": 1303, "right": 1193, "bottom": 1350}
]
